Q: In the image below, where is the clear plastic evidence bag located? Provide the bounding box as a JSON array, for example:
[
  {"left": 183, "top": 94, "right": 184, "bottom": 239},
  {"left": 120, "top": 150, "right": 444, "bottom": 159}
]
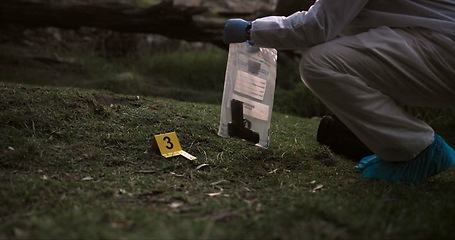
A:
[{"left": 218, "top": 42, "right": 277, "bottom": 148}]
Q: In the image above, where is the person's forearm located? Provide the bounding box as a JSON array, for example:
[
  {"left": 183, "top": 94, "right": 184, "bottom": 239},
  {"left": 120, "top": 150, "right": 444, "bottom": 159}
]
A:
[{"left": 251, "top": 0, "right": 369, "bottom": 49}]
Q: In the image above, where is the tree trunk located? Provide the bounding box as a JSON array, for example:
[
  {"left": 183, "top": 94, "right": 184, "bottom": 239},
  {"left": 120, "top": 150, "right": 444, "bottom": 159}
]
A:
[
  {"left": 274, "top": 0, "right": 315, "bottom": 16},
  {"left": 0, "top": 0, "right": 316, "bottom": 49},
  {"left": 0, "top": 0, "right": 229, "bottom": 47}
]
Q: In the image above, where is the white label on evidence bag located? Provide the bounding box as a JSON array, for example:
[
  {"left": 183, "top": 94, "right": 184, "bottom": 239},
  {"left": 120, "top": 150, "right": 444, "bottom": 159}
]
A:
[
  {"left": 231, "top": 94, "right": 269, "bottom": 121},
  {"left": 234, "top": 70, "right": 267, "bottom": 101}
]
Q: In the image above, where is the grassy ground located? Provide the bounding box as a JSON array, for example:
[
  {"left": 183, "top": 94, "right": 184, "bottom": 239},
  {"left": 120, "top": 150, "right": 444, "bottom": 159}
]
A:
[{"left": 1, "top": 30, "right": 455, "bottom": 239}]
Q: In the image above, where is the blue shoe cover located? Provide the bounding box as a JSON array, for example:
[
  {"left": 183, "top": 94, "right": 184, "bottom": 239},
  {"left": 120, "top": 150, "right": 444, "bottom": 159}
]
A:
[{"left": 355, "top": 134, "right": 455, "bottom": 185}]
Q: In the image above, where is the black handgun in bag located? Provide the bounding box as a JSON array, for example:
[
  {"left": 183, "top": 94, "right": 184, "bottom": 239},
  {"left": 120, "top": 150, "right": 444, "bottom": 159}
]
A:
[{"left": 228, "top": 99, "right": 260, "bottom": 144}]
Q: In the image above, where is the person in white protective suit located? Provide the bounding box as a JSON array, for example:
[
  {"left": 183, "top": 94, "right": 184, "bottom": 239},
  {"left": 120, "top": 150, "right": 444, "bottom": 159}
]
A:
[{"left": 223, "top": 0, "right": 455, "bottom": 185}]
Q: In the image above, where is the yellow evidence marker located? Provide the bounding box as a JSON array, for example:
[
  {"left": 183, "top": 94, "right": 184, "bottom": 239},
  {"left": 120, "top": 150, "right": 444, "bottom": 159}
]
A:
[{"left": 152, "top": 132, "right": 197, "bottom": 160}]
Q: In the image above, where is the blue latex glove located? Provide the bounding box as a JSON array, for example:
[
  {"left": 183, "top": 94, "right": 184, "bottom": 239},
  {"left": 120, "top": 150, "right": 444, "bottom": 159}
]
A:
[
  {"left": 223, "top": 19, "right": 250, "bottom": 44},
  {"left": 355, "top": 134, "right": 455, "bottom": 186}
]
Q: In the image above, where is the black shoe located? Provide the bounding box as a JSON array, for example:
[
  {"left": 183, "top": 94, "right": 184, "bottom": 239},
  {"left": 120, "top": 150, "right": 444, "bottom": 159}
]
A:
[{"left": 317, "top": 115, "right": 373, "bottom": 160}]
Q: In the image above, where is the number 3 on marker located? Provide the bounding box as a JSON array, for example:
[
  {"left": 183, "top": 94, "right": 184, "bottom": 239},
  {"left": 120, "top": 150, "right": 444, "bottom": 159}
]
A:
[
  {"left": 163, "top": 136, "right": 174, "bottom": 149},
  {"left": 153, "top": 132, "right": 182, "bottom": 157}
]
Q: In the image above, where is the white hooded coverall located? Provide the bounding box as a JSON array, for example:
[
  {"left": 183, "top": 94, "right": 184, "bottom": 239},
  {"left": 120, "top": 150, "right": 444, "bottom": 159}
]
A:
[{"left": 250, "top": 0, "right": 455, "bottom": 161}]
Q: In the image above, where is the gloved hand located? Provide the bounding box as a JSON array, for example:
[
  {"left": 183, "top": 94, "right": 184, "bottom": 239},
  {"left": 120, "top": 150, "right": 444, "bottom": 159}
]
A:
[{"left": 223, "top": 19, "right": 251, "bottom": 44}]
